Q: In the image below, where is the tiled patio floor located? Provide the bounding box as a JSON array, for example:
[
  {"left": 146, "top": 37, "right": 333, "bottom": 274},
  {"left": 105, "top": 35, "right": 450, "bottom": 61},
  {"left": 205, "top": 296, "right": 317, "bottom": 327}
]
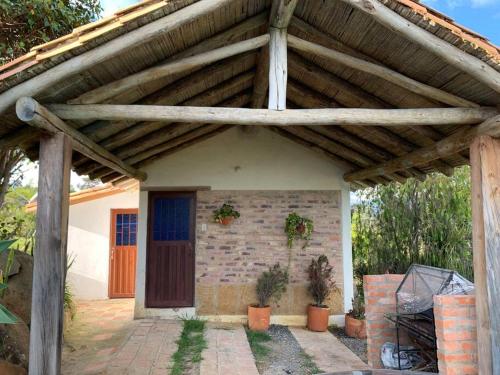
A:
[{"left": 63, "top": 299, "right": 369, "bottom": 374}]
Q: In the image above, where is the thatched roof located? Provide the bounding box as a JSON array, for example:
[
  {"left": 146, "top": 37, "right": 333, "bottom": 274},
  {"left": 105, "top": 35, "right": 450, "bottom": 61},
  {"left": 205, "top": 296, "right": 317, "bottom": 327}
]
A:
[{"left": 1, "top": 0, "right": 499, "bottom": 188}]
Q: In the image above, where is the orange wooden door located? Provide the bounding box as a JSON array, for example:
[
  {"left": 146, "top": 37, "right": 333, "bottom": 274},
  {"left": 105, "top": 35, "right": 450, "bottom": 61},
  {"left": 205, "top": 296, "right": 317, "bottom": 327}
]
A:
[{"left": 109, "top": 209, "right": 138, "bottom": 298}]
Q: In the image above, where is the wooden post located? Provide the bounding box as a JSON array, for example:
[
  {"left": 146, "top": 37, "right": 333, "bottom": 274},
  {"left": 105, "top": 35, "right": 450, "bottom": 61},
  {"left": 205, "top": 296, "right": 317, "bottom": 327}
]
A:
[
  {"left": 470, "top": 135, "right": 500, "bottom": 375},
  {"left": 29, "top": 132, "right": 72, "bottom": 375},
  {"left": 268, "top": 27, "right": 287, "bottom": 110}
]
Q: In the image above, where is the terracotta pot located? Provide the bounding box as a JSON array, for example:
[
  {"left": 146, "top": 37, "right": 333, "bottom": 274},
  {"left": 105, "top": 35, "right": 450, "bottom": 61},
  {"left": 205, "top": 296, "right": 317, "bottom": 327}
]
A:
[
  {"left": 248, "top": 305, "right": 271, "bottom": 331},
  {"left": 296, "top": 223, "right": 306, "bottom": 234},
  {"left": 345, "top": 313, "right": 367, "bottom": 339},
  {"left": 220, "top": 216, "right": 234, "bottom": 225},
  {"left": 307, "top": 304, "right": 329, "bottom": 332}
]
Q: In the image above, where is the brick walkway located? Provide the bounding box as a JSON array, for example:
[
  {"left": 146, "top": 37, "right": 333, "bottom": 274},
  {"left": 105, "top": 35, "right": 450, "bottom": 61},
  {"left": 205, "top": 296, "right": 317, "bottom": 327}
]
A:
[
  {"left": 289, "top": 327, "right": 370, "bottom": 373},
  {"left": 62, "top": 299, "right": 182, "bottom": 375},
  {"left": 62, "top": 299, "right": 138, "bottom": 374},
  {"left": 200, "top": 323, "right": 259, "bottom": 375}
]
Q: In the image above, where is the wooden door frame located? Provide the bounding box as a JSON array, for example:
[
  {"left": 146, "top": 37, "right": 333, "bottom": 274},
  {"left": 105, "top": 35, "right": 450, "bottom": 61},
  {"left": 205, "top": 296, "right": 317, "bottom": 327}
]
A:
[
  {"left": 108, "top": 208, "right": 139, "bottom": 298},
  {"left": 145, "top": 191, "right": 196, "bottom": 308}
]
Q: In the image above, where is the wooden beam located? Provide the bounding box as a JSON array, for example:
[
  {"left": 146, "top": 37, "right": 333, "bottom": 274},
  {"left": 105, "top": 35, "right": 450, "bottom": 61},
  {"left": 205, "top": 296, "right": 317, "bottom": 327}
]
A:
[
  {"left": 268, "top": 27, "right": 287, "bottom": 110},
  {"left": 70, "top": 34, "right": 269, "bottom": 105},
  {"left": 28, "top": 132, "right": 71, "bottom": 375},
  {"left": 77, "top": 93, "right": 251, "bottom": 176},
  {"left": 287, "top": 34, "right": 478, "bottom": 108},
  {"left": 470, "top": 135, "right": 500, "bottom": 375},
  {"left": 344, "top": 115, "right": 500, "bottom": 181},
  {"left": 250, "top": 46, "right": 269, "bottom": 109},
  {"left": 16, "top": 97, "right": 147, "bottom": 181},
  {"left": 270, "top": 0, "right": 298, "bottom": 28},
  {"left": 341, "top": 0, "right": 500, "bottom": 94},
  {"left": 0, "top": 0, "right": 234, "bottom": 114},
  {"left": 288, "top": 52, "right": 389, "bottom": 109},
  {"left": 47, "top": 104, "right": 498, "bottom": 126}
]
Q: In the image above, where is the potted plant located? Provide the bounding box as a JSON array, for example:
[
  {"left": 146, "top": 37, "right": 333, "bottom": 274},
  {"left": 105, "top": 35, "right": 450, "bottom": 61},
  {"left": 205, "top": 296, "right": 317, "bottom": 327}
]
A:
[
  {"left": 345, "top": 290, "right": 366, "bottom": 339},
  {"left": 248, "top": 263, "right": 288, "bottom": 331},
  {"left": 307, "top": 255, "right": 336, "bottom": 332},
  {"left": 213, "top": 203, "right": 240, "bottom": 225},
  {"left": 284, "top": 212, "right": 313, "bottom": 248}
]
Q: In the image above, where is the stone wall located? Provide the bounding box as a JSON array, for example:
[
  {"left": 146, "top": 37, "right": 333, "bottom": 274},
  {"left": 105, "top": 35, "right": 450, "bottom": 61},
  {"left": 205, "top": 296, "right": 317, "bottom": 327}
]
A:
[
  {"left": 363, "top": 274, "right": 406, "bottom": 368},
  {"left": 195, "top": 190, "right": 343, "bottom": 316},
  {"left": 434, "top": 295, "right": 478, "bottom": 375}
]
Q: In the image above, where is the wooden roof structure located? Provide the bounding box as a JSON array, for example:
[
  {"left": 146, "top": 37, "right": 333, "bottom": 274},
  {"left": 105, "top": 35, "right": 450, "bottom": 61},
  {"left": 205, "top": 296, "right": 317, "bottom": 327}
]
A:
[{"left": 1, "top": 0, "right": 500, "bottom": 189}]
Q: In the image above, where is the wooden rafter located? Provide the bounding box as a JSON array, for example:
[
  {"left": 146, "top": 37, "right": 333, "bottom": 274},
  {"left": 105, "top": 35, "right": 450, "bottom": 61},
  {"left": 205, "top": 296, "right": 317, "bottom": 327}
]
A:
[
  {"left": 287, "top": 34, "right": 478, "bottom": 108},
  {"left": 46, "top": 104, "right": 498, "bottom": 126},
  {"left": 78, "top": 93, "right": 252, "bottom": 177},
  {"left": 341, "top": 0, "right": 500, "bottom": 93},
  {"left": 16, "top": 97, "right": 147, "bottom": 181},
  {"left": 344, "top": 115, "right": 500, "bottom": 182},
  {"left": 0, "top": 0, "right": 235, "bottom": 114},
  {"left": 70, "top": 34, "right": 269, "bottom": 105}
]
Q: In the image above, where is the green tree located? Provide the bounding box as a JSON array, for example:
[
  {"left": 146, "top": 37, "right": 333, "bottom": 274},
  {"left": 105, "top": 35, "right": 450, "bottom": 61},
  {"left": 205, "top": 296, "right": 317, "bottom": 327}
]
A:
[
  {"left": 0, "top": 0, "right": 102, "bottom": 64},
  {"left": 352, "top": 166, "right": 473, "bottom": 286}
]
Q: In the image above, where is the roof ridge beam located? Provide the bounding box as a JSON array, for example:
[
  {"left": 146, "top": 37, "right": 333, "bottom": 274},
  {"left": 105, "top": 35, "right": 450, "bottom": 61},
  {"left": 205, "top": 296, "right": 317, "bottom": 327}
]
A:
[
  {"left": 16, "top": 97, "right": 147, "bottom": 181},
  {"left": 341, "top": 0, "right": 500, "bottom": 94}
]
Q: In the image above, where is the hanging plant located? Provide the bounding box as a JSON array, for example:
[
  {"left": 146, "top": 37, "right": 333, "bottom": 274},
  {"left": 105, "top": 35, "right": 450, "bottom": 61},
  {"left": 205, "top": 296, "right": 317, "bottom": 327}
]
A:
[
  {"left": 213, "top": 203, "right": 240, "bottom": 225},
  {"left": 284, "top": 212, "right": 313, "bottom": 248}
]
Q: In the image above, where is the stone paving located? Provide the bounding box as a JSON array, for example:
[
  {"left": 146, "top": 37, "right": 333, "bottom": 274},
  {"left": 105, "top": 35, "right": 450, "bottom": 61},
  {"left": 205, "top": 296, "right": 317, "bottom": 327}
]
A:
[
  {"left": 200, "top": 323, "right": 259, "bottom": 375},
  {"left": 289, "top": 327, "right": 371, "bottom": 373}
]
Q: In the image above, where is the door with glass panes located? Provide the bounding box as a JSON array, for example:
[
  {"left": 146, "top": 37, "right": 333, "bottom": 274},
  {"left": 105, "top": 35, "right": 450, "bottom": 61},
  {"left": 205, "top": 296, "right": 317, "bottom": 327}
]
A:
[{"left": 109, "top": 209, "right": 138, "bottom": 298}]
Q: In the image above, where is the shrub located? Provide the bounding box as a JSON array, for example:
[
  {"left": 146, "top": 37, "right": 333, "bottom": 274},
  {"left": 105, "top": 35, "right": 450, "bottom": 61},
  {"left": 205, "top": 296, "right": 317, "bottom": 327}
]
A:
[
  {"left": 308, "top": 255, "right": 336, "bottom": 307},
  {"left": 352, "top": 167, "right": 473, "bottom": 284},
  {"left": 255, "top": 263, "right": 289, "bottom": 307}
]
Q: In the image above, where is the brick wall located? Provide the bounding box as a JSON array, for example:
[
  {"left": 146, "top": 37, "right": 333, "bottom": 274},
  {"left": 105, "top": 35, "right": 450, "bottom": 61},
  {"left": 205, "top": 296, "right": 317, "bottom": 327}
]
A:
[
  {"left": 363, "top": 274, "right": 406, "bottom": 368},
  {"left": 434, "top": 295, "right": 478, "bottom": 375},
  {"left": 195, "top": 190, "right": 343, "bottom": 316}
]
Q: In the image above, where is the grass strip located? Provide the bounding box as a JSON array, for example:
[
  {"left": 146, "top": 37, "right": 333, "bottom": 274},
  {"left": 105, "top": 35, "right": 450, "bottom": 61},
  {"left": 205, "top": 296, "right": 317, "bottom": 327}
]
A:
[
  {"left": 301, "top": 351, "right": 323, "bottom": 374},
  {"left": 170, "top": 318, "right": 207, "bottom": 375},
  {"left": 245, "top": 328, "right": 272, "bottom": 364}
]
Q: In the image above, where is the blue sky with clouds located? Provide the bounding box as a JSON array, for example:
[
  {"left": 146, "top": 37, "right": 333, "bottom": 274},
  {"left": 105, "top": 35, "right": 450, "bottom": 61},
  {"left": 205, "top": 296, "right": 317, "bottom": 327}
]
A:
[{"left": 101, "top": 0, "right": 499, "bottom": 44}]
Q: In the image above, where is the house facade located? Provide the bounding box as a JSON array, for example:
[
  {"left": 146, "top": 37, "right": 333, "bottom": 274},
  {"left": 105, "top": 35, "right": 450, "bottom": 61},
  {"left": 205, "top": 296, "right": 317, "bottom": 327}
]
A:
[{"left": 134, "top": 127, "right": 353, "bottom": 324}]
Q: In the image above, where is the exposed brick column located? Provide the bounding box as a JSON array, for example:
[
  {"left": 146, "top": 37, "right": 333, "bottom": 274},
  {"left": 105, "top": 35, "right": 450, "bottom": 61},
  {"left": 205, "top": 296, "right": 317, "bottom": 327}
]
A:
[
  {"left": 363, "top": 274, "right": 405, "bottom": 368},
  {"left": 434, "top": 295, "right": 478, "bottom": 375}
]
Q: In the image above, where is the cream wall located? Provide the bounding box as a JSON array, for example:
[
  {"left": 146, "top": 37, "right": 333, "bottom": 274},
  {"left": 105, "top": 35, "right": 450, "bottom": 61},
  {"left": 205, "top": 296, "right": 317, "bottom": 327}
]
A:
[
  {"left": 135, "top": 128, "right": 353, "bottom": 319},
  {"left": 67, "top": 190, "right": 139, "bottom": 300}
]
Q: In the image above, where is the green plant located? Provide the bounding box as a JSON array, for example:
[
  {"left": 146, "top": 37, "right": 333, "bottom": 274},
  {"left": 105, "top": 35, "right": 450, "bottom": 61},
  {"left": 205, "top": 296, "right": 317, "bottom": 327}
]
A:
[
  {"left": 64, "top": 254, "right": 76, "bottom": 318},
  {"left": 285, "top": 212, "right": 313, "bottom": 248},
  {"left": 0, "top": 239, "right": 18, "bottom": 324},
  {"left": 170, "top": 317, "right": 207, "bottom": 375},
  {"left": 213, "top": 203, "right": 240, "bottom": 223},
  {"left": 0, "top": 0, "right": 102, "bottom": 65},
  {"left": 308, "top": 255, "right": 336, "bottom": 307},
  {"left": 245, "top": 328, "right": 271, "bottom": 363},
  {"left": 352, "top": 167, "right": 473, "bottom": 284},
  {"left": 348, "top": 290, "right": 365, "bottom": 320},
  {"left": 255, "top": 263, "right": 289, "bottom": 307}
]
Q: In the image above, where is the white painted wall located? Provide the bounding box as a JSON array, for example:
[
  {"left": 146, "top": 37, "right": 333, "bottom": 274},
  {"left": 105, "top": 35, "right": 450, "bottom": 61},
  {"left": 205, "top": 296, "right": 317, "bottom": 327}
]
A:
[
  {"left": 135, "top": 128, "right": 354, "bottom": 317},
  {"left": 67, "top": 190, "right": 138, "bottom": 300}
]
